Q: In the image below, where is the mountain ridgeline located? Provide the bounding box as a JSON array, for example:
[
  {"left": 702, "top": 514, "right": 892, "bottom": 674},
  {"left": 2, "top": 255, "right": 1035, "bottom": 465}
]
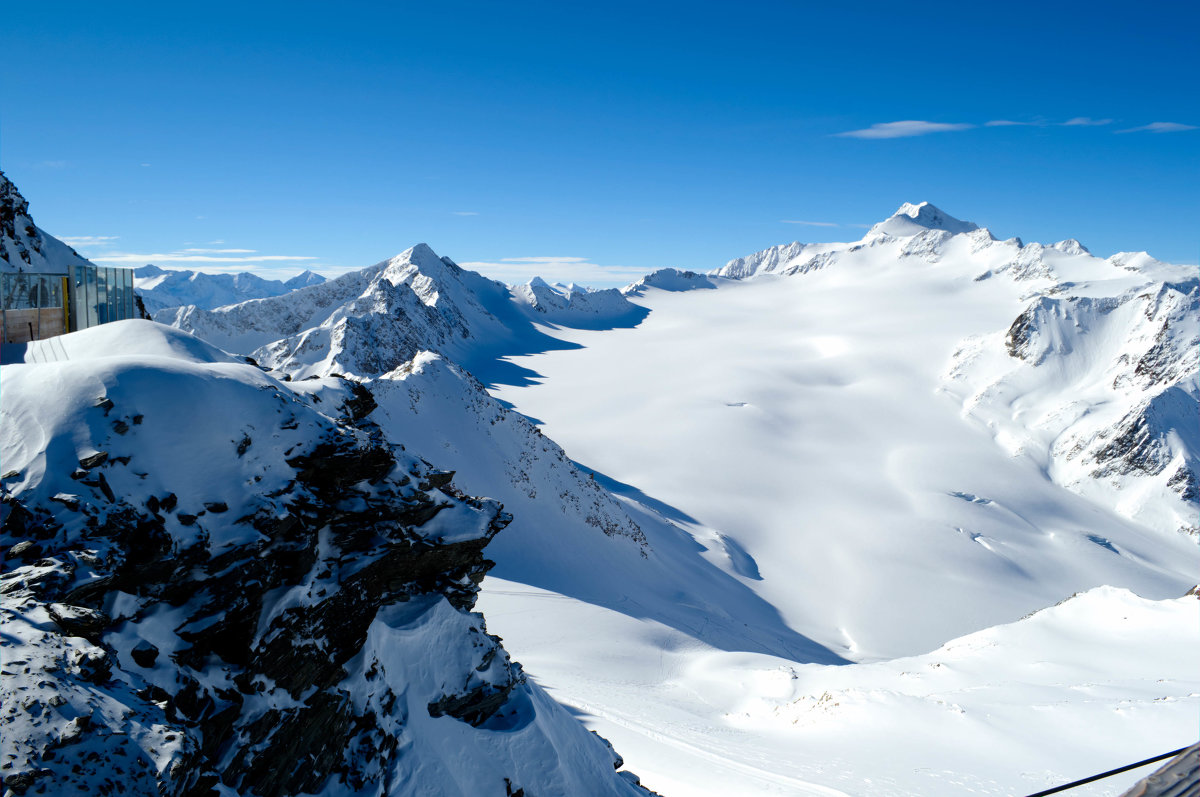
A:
[{"left": 2, "top": 169, "right": 1196, "bottom": 797}]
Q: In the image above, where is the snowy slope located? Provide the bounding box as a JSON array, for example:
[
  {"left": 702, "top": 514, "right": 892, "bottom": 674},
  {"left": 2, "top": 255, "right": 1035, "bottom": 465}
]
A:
[
  {"left": 1, "top": 171, "right": 95, "bottom": 275},
  {"left": 134, "top": 264, "right": 325, "bottom": 316},
  {"left": 481, "top": 582, "right": 1198, "bottom": 796},
  {"left": 480, "top": 203, "right": 1198, "bottom": 794},
  {"left": 0, "top": 320, "right": 651, "bottom": 797}
]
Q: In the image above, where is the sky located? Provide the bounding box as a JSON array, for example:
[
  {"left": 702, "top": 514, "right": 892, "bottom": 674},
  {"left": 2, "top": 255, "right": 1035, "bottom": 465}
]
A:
[{"left": 3, "top": 1, "right": 1197, "bottom": 287}]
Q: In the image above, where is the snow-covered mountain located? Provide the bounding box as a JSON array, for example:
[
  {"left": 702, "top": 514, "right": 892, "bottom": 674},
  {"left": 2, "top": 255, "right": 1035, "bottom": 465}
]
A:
[
  {"left": 161, "top": 244, "right": 646, "bottom": 381},
  {"left": 5, "top": 174, "right": 1197, "bottom": 796},
  {"left": 1, "top": 171, "right": 94, "bottom": 274},
  {"left": 709, "top": 202, "right": 1198, "bottom": 538},
  {"left": 0, "top": 320, "right": 651, "bottom": 797},
  {"left": 511, "top": 277, "right": 646, "bottom": 327},
  {"left": 134, "top": 265, "right": 327, "bottom": 316}
]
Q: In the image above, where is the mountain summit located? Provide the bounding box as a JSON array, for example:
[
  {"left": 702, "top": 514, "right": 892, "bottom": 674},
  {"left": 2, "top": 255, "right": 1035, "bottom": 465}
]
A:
[{"left": 867, "top": 201, "right": 980, "bottom": 237}]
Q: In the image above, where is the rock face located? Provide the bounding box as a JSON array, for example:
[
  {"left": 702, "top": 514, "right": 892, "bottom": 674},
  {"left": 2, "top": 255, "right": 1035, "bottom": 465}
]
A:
[
  {"left": 0, "top": 324, "right": 647, "bottom": 797},
  {"left": 0, "top": 170, "right": 95, "bottom": 275}
]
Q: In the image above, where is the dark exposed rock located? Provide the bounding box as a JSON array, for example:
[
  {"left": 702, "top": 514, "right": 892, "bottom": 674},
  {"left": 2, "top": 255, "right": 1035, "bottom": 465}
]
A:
[
  {"left": 94, "top": 397, "right": 114, "bottom": 415},
  {"left": 47, "top": 603, "right": 111, "bottom": 643},
  {"left": 131, "top": 640, "right": 159, "bottom": 668},
  {"left": 78, "top": 451, "right": 108, "bottom": 470},
  {"left": 340, "top": 380, "right": 378, "bottom": 422},
  {"left": 49, "top": 493, "right": 80, "bottom": 511},
  {"left": 423, "top": 470, "right": 455, "bottom": 490},
  {"left": 428, "top": 679, "right": 518, "bottom": 726},
  {"left": 1167, "top": 466, "right": 1200, "bottom": 503},
  {"left": 1090, "top": 387, "right": 1196, "bottom": 481},
  {"left": 4, "top": 769, "right": 49, "bottom": 795},
  {"left": 7, "top": 540, "right": 42, "bottom": 562},
  {"left": 1005, "top": 299, "right": 1043, "bottom": 360}
]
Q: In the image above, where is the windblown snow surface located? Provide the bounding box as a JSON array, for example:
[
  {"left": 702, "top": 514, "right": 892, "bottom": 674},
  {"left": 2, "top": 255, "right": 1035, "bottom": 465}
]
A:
[{"left": 475, "top": 203, "right": 1199, "bottom": 796}]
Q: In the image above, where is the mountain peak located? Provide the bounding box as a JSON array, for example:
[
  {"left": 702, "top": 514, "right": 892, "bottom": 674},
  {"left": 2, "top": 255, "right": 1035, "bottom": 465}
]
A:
[
  {"left": 283, "top": 269, "right": 326, "bottom": 290},
  {"left": 868, "top": 202, "right": 979, "bottom": 238}
]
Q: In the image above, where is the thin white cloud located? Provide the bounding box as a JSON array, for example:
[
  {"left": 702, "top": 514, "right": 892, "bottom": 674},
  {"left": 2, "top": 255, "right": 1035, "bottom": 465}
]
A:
[
  {"left": 835, "top": 121, "right": 974, "bottom": 139},
  {"left": 1061, "top": 117, "right": 1113, "bottom": 126},
  {"left": 1115, "top": 121, "right": 1198, "bottom": 133},
  {"left": 459, "top": 256, "right": 651, "bottom": 288},
  {"left": 499, "top": 256, "right": 591, "bottom": 264},
  {"left": 780, "top": 220, "right": 839, "bottom": 227},
  {"left": 92, "top": 252, "right": 318, "bottom": 264},
  {"left": 452, "top": 211, "right": 479, "bottom": 216},
  {"left": 985, "top": 120, "right": 1041, "bottom": 127},
  {"left": 179, "top": 248, "right": 257, "bottom": 254},
  {"left": 59, "top": 235, "right": 119, "bottom": 246}
]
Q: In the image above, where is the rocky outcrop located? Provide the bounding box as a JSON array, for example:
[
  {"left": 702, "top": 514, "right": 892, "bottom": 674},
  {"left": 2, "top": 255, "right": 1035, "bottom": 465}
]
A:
[
  {"left": 0, "top": 171, "right": 95, "bottom": 275},
  {"left": 0, "top": 332, "right": 647, "bottom": 797}
]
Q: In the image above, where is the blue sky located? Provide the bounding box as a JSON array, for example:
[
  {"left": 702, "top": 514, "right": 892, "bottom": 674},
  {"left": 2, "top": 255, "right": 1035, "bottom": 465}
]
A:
[{"left": 3, "top": 1, "right": 1196, "bottom": 286}]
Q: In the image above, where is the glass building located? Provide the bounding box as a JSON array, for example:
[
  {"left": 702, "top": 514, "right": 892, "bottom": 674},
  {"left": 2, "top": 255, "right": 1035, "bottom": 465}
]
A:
[
  {"left": 70, "top": 264, "right": 136, "bottom": 330},
  {"left": 1, "top": 264, "right": 137, "bottom": 344}
]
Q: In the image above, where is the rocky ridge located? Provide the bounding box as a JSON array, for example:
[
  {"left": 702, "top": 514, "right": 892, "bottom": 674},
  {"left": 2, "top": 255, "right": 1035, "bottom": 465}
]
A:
[
  {"left": 0, "top": 171, "right": 94, "bottom": 275},
  {"left": 0, "top": 321, "right": 649, "bottom": 797}
]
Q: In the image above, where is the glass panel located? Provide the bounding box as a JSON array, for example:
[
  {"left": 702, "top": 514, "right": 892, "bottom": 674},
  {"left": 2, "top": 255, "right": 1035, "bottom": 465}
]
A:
[
  {"left": 86, "top": 265, "right": 99, "bottom": 327},
  {"left": 123, "top": 269, "right": 134, "bottom": 319},
  {"left": 106, "top": 268, "right": 117, "bottom": 323},
  {"left": 6, "top": 274, "right": 30, "bottom": 309}
]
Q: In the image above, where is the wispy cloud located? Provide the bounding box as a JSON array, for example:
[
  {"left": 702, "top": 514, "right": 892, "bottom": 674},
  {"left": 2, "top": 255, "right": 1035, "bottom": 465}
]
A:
[
  {"left": 452, "top": 211, "right": 479, "bottom": 216},
  {"left": 459, "top": 256, "right": 651, "bottom": 288},
  {"left": 780, "top": 220, "right": 839, "bottom": 227},
  {"left": 1061, "top": 117, "right": 1113, "bottom": 126},
  {"left": 499, "top": 256, "right": 590, "bottom": 264},
  {"left": 91, "top": 251, "right": 318, "bottom": 265},
  {"left": 36, "top": 160, "right": 69, "bottom": 169},
  {"left": 1116, "top": 121, "right": 1198, "bottom": 133},
  {"left": 985, "top": 120, "right": 1042, "bottom": 127},
  {"left": 59, "top": 235, "right": 119, "bottom": 246},
  {"left": 835, "top": 121, "right": 974, "bottom": 139},
  {"left": 178, "top": 248, "right": 257, "bottom": 254}
]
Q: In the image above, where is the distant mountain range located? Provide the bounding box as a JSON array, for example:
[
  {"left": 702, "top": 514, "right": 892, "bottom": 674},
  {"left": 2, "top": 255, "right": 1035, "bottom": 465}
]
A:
[{"left": 133, "top": 264, "right": 328, "bottom": 315}]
